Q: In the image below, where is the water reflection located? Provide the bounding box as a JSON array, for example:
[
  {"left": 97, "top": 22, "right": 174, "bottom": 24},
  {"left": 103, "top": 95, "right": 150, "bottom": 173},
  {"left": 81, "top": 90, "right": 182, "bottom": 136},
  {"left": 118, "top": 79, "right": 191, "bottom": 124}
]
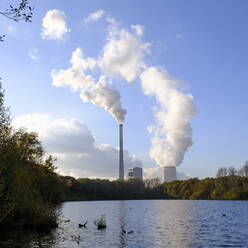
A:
[
  {"left": 152, "top": 200, "right": 200, "bottom": 247},
  {"left": 2, "top": 200, "right": 248, "bottom": 248},
  {"left": 117, "top": 201, "right": 127, "bottom": 248}
]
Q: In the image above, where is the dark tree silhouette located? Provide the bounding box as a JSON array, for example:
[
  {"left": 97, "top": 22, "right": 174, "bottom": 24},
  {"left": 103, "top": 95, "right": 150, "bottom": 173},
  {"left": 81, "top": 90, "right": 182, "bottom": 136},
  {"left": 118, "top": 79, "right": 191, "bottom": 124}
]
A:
[
  {"left": 0, "top": 0, "right": 34, "bottom": 41},
  {"left": 216, "top": 167, "right": 228, "bottom": 178},
  {"left": 228, "top": 166, "right": 237, "bottom": 176},
  {"left": 238, "top": 161, "right": 248, "bottom": 176}
]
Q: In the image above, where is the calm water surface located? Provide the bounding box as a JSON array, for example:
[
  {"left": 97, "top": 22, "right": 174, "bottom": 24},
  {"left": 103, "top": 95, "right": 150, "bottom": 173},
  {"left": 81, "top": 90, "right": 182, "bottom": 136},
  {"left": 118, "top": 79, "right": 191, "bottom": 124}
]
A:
[{"left": 6, "top": 200, "right": 248, "bottom": 247}]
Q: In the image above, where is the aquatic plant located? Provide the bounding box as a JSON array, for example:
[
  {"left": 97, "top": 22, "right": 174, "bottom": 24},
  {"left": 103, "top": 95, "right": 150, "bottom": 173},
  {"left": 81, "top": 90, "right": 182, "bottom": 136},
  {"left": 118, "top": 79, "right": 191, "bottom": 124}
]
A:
[{"left": 94, "top": 215, "right": 106, "bottom": 229}]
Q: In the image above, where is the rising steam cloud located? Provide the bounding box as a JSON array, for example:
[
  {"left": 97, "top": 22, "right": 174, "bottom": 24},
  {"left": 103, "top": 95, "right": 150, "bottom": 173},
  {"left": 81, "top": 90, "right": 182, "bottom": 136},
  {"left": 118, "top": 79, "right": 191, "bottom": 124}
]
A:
[
  {"left": 51, "top": 14, "right": 196, "bottom": 168},
  {"left": 51, "top": 48, "right": 126, "bottom": 123},
  {"left": 140, "top": 67, "right": 196, "bottom": 167},
  {"left": 98, "top": 28, "right": 149, "bottom": 83},
  {"left": 97, "top": 20, "right": 196, "bottom": 167},
  {"left": 80, "top": 76, "right": 126, "bottom": 123}
]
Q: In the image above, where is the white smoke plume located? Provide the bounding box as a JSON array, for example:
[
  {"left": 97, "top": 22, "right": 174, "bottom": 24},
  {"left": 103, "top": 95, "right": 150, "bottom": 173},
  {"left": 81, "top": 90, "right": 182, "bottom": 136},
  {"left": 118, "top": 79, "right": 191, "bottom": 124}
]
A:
[
  {"left": 51, "top": 48, "right": 96, "bottom": 92},
  {"left": 51, "top": 21, "right": 149, "bottom": 122},
  {"left": 80, "top": 76, "right": 126, "bottom": 123},
  {"left": 97, "top": 20, "right": 196, "bottom": 168},
  {"left": 140, "top": 66, "right": 196, "bottom": 167},
  {"left": 51, "top": 14, "right": 196, "bottom": 170},
  {"left": 98, "top": 27, "right": 150, "bottom": 83},
  {"left": 51, "top": 48, "right": 126, "bottom": 123}
]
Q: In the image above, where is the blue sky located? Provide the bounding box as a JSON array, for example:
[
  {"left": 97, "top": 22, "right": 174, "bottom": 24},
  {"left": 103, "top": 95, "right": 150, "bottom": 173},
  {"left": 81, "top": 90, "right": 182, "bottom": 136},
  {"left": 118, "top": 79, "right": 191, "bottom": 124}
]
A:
[{"left": 0, "top": 0, "right": 247, "bottom": 179}]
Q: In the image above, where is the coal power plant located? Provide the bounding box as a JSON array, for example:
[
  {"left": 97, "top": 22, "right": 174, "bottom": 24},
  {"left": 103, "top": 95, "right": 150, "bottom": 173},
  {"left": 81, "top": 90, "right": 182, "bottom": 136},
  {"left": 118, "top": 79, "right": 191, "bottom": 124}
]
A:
[
  {"left": 162, "top": 166, "right": 177, "bottom": 182},
  {"left": 119, "top": 123, "right": 124, "bottom": 180}
]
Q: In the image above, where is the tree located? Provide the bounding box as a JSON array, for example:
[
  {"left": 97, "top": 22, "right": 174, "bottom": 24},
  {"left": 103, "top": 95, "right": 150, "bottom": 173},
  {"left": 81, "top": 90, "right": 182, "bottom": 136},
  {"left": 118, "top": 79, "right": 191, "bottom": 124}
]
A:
[
  {"left": 216, "top": 167, "right": 227, "bottom": 178},
  {"left": 240, "top": 161, "right": 248, "bottom": 177},
  {"left": 0, "top": 80, "right": 11, "bottom": 127},
  {"left": 0, "top": 83, "right": 64, "bottom": 232},
  {"left": 144, "top": 178, "right": 161, "bottom": 188},
  {"left": 228, "top": 166, "right": 237, "bottom": 176},
  {"left": 0, "top": 0, "right": 34, "bottom": 42},
  {"left": 0, "top": 82, "right": 11, "bottom": 223}
]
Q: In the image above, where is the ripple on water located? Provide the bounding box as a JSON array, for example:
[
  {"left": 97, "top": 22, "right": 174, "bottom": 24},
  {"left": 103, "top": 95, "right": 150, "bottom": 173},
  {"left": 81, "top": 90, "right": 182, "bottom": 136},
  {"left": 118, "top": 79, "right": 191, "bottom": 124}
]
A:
[{"left": 3, "top": 200, "right": 248, "bottom": 248}]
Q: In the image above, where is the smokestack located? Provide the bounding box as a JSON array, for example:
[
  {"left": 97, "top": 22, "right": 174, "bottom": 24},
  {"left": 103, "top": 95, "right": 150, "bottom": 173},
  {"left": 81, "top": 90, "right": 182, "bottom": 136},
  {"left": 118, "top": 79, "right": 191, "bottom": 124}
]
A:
[{"left": 119, "top": 123, "right": 124, "bottom": 180}]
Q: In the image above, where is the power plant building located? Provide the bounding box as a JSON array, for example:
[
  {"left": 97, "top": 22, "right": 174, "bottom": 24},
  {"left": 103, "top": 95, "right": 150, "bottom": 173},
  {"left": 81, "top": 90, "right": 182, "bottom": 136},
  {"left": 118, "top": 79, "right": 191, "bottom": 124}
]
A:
[
  {"left": 162, "top": 166, "right": 177, "bottom": 182},
  {"left": 127, "top": 167, "right": 143, "bottom": 179}
]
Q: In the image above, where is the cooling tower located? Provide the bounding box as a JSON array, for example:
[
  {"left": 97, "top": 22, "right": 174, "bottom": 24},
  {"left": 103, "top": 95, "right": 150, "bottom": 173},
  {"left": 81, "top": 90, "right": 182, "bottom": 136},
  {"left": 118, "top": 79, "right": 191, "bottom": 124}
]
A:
[
  {"left": 162, "top": 166, "right": 177, "bottom": 182},
  {"left": 119, "top": 123, "right": 124, "bottom": 180}
]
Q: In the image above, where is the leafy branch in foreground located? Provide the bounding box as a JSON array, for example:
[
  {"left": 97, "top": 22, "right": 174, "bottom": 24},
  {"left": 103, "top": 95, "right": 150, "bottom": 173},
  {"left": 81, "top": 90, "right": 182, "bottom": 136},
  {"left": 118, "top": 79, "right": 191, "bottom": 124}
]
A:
[
  {"left": 0, "top": 35, "right": 5, "bottom": 42},
  {"left": 0, "top": 0, "right": 33, "bottom": 22},
  {"left": 0, "top": 0, "right": 34, "bottom": 42},
  {"left": 0, "top": 82, "right": 65, "bottom": 235}
]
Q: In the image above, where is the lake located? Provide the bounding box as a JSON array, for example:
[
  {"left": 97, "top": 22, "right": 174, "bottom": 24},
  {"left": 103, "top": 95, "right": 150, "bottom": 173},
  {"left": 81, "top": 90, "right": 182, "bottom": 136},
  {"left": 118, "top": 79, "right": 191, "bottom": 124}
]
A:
[{"left": 4, "top": 200, "right": 248, "bottom": 247}]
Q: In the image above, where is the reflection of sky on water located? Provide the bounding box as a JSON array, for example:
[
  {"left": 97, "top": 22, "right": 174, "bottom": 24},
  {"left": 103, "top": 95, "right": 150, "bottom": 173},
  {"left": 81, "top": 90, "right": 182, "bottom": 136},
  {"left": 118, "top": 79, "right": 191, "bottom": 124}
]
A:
[
  {"left": 117, "top": 200, "right": 158, "bottom": 248},
  {"left": 113, "top": 200, "right": 200, "bottom": 247},
  {"left": 117, "top": 201, "right": 127, "bottom": 248},
  {"left": 5, "top": 200, "right": 248, "bottom": 248},
  {"left": 151, "top": 200, "right": 196, "bottom": 247},
  {"left": 115, "top": 200, "right": 248, "bottom": 248},
  {"left": 120, "top": 200, "right": 200, "bottom": 248},
  {"left": 149, "top": 200, "right": 248, "bottom": 248}
]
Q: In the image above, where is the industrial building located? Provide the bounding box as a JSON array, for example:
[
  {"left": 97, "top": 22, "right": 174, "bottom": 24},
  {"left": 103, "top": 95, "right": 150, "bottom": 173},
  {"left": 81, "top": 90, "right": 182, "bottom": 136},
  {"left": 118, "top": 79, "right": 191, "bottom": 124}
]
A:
[
  {"left": 162, "top": 166, "right": 177, "bottom": 182},
  {"left": 127, "top": 167, "right": 143, "bottom": 179}
]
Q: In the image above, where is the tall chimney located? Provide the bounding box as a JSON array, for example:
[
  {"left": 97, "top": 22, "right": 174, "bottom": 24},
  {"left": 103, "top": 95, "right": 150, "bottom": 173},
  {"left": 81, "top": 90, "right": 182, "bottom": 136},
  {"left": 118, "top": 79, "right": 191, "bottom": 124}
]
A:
[{"left": 119, "top": 123, "right": 124, "bottom": 180}]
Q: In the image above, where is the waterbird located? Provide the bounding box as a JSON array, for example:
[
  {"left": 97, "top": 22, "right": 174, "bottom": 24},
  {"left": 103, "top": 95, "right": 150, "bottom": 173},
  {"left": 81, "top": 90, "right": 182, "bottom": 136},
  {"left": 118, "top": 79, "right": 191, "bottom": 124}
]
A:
[
  {"left": 79, "top": 220, "right": 87, "bottom": 228},
  {"left": 121, "top": 227, "right": 126, "bottom": 234}
]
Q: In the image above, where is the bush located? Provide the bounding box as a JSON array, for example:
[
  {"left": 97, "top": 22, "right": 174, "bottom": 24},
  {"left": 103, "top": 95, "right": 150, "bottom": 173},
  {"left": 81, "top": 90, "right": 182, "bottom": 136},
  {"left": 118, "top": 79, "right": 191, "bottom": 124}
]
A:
[{"left": 0, "top": 82, "right": 63, "bottom": 234}]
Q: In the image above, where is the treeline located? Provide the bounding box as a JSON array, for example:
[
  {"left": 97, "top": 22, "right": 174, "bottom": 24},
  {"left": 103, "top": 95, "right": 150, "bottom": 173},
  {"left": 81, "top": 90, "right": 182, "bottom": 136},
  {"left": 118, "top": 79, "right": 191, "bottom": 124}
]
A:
[
  {"left": 163, "top": 175, "right": 248, "bottom": 200},
  {"left": 216, "top": 163, "right": 248, "bottom": 177},
  {"left": 0, "top": 83, "right": 65, "bottom": 236},
  {"left": 61, "top": 163, "right": 248, "bottom": 201},
  {"left": 61, "top": 172, "right": 248, "bottom": 202},
  {"left": 62, "top": 177, "right": 165, "bottom": 201}
]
